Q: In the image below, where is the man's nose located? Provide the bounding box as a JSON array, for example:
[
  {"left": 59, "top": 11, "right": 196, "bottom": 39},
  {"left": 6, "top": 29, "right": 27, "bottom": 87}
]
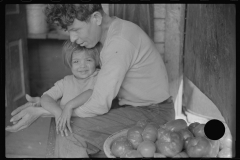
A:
[{"left": 69, "top": 32, "right": 78, "bottom": 43}]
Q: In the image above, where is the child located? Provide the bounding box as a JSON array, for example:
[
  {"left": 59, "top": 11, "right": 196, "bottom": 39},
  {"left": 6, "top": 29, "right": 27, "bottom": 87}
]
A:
[{"left": 40, "top": 40, "right": 101, "bottom": 136}]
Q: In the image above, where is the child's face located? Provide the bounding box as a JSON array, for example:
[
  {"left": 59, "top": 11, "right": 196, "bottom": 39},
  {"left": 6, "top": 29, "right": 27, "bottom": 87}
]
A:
[{"left": 71, "top": 51, "right": 96, "bottom": 79}]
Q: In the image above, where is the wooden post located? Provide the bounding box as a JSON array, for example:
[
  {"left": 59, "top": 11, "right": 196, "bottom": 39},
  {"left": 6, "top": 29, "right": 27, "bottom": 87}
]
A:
[{"left": 164, "top": 4, "right": 186, "bottom": 117}]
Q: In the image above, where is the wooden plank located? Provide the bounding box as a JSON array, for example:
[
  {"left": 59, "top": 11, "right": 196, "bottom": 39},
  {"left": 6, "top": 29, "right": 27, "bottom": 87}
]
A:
[
  {"left": 154, "top": 4, "right": 166, "bottom": 18},
  {"left": 5, "top": 4, "right": 30, "bottom": 130},
  {"left": 184, "top": 4, "right": 235, "bottom": 153},
  {"left": 164, "top": 4, "right": 185, "bottom": 113},
  {"left": 46, "top": 118, "right": 56, "bottom": 158}
]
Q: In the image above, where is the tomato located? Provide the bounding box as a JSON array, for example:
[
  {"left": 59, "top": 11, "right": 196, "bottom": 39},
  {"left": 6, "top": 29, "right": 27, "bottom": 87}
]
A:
[
  {"left": 179, "top": 128, "right": 194, "bottom": 149},
  {"left": 120, "top": 150, "right": 143, "bottom": 158},
  {"left": 185, "top": 136, "right": 211, "bottom": 157},
  {"left": 142, "top": 123, "right": 158, "bottom": 142},
  {"left": 153, "top": 153, "right": 167, "bottom": 158},
  {"left": 219, "top": 123, "right": 232, "bottom": 149},
  {"left": 206, "top": 139, "right": 220, "bottom": 157},
  {"left": 162, "top": 119, "right": 188, "bottom": 132},
  {"left": 156, "top": 129, "right": 183, "bottom": 157},
  {"left": 188, "top": 122, "right": 200, "bottom": 134},
  {"left": 217, "top": 147, "right": 232, "bottom": 158},
  {"left": 137, "top": 140, "right": 156, "bottom": 157},
  {"left": 180, "top": 128, "right": 194, "bottom": 141},
  {"left": 127, "top": 126, "right": 144, "bottom": 149},
  {"left": 147, "top": 122, "right": 160, "bottom": 128},
  {"left": 157, "top": 126, "right": 166, "bottom": 140},
  {"left": 111, "top": 136, "right": 133, "bottom": 157},
  {"left": 173, "top": 151, "right": 189, "bottom": 158},
  {"left": 192, "top": 124, "right": 206, "bottom": 137},
  {"left": 184, "top": 137, "right": 192, "bottom": 149},
  {"left": 136, "top": 119, "right": 149, "bottom": 128}
]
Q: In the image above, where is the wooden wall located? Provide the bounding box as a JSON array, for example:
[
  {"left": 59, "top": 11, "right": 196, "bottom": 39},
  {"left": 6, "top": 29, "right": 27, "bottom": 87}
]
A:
[
  {"left": 184, "top": 4, "right": 235, "bottom": 152},
  {"left": 5, "top": 5, "right": 30, "bottom": 132},
  {"left": 28, "top": 39, "right": 71, "bottom": 97}
]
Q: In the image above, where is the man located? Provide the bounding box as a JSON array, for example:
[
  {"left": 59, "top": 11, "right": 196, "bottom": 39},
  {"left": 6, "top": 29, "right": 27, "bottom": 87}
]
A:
[{"left": 6, "top": 4, "right": 175, "bottom": 157}]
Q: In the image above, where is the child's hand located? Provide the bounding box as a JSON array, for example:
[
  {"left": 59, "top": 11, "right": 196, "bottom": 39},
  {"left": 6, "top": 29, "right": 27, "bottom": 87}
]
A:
[
  {"left": 55, "top": 112, "right": 69, "bottom": 137},
  {"left": 54, "top": 113, "right": 61, "bottom": 135},
  {"left": 56, "top": 106, "right": 73, "bottom": 134}
]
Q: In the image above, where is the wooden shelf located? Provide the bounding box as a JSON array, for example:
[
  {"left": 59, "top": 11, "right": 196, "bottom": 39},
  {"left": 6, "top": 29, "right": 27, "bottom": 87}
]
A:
[{"left": 28, "top": 30, "right": 69, "bottom": 40}]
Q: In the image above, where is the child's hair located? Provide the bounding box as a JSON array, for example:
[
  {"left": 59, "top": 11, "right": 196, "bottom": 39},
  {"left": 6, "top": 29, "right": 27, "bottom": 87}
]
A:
[{"left": 62, "top": 40, "right": 101, "bottom": 69}]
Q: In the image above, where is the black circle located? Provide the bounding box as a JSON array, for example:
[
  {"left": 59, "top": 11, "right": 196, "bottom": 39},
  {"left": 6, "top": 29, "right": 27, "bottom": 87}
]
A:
[{"left": 204, "top": 119, "right": 225, "bottom": 140}]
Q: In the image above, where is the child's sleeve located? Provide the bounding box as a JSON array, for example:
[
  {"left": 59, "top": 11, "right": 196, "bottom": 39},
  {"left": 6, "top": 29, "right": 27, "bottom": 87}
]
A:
[{"left": 42, "top": 79, "right": 64, "bottom": 101}]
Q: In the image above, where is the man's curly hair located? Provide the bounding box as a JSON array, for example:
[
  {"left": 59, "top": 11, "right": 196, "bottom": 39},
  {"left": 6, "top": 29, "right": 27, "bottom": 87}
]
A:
[{"left": 45, "top": 4, "right": 103, "bottom": 30}]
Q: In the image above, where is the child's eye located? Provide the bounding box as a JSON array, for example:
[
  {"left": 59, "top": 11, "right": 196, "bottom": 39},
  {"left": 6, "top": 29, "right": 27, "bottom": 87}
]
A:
[
  {"left": 87, "top": 59, "right": 92, "bottom": 62},
  {"left": 73, "top": 60, "right": 78, "bottom": 63}
]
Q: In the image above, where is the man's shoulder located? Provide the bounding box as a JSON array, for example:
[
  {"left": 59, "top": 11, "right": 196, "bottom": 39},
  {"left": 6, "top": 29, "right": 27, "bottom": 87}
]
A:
[
  {"left": 110, "top": 17, "right": 140, "bottom": 38},
  {"left": 108, "top": 18, "right": 142, "bottom": 48}
]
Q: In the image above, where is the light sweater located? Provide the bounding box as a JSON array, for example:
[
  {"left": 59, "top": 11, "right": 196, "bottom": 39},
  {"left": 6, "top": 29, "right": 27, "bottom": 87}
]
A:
[{"left": 74, "top": 17, "right": 170, "bottom": 118}]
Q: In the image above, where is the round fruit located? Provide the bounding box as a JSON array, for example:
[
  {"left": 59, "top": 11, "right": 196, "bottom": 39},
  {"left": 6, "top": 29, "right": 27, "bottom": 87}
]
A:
[
  {"left": 153, "top": 153, "right": 167, "bottom": 158},
  {"left": 137, "top": 140, "right": 156, "bottom": 157},
  {"left": 142, "top": 123, "right": 158, "bottom": 142},
  {"left": 180, "top": 128, "right": 194, "bottom": 140},
  {"left": 173, "top": 151, "right": 189, "bottom": 158},
  {"left": 111, "top": 136, "right": 133, "bottom": 157},
  {"left": 127, "top": 126, "right": 144, "bottom": 149},
  {"left": 217, "top": 148, "right": 232, "bottom": 158},
  {"left": 156, "top": 130, "right": 183, "bottom": 157},
  {"left": 179, "top": 128, "right": 194, "bottom": 149},
  {"left": 157, "top": 126, "right": 166, "bottom": 140},
  {"left": 120, "top": 150, "right": 143, "bottom": 158},
  {"left": 162, "top": 119, "right": 188, "bottom": 132},
  {"left": 219, "top": 123, "right": 232, "bottom": 149},
  {"left": 185, "top": 136, "right": 211, "bottom": 157},
  {"left": 188, "top": 122, "right": 200, "bottom": 134},
  {"left": 206, "top": 139, "right": 220, "bottom": 157},
  {"left": 192, "top": 124, "right": 206, "bottom": 137},
  {"left": 184, "top": 137, "right": 192, "bottom": 149}
]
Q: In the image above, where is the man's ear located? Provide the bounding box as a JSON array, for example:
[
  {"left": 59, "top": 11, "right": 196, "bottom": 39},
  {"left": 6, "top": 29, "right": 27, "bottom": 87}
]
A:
[{"left": 92, "top": 11, "right": 102, "bottom": 26}]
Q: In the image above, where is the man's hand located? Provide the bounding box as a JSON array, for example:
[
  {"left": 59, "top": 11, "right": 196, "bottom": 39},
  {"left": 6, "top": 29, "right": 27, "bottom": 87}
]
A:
[
  {"left": 5, "top": 94, "right": 41, "bottom": 132},
  {"left": 5, "top": 106, "right": 42, "bottom": 132},
  {"left": 11, "top": 94, "right": 41, "bottom": 117}
]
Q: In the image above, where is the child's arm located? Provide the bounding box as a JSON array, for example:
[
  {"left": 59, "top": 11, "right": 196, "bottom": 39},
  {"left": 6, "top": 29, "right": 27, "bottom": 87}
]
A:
[
  {"left": 40, "top": 94, "right": 62, "bottom": 120},
  {"left": 41, "top": 94, "right": 67, "bottom": 135},
  {"left": 57, "top": 89, "right": 93, "bottom": 133}
]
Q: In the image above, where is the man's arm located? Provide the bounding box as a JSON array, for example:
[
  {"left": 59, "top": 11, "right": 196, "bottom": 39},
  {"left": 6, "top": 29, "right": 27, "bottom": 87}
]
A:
[
  {"left": 5, "top": 94, "right": 81, "bottom": 133},
  {"left": 65, "top": 89, "right": 93, "bottom": 110},
  {"left": 5, "top": 106, "right": 51, "bottom": 132},
  {"left": 74, "top": 39, "right": 133, "bottom": 117}
]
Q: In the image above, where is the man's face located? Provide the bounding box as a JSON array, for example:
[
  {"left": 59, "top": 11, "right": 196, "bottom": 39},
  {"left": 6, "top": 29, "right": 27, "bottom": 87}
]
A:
[{"left": 67, "top": 13, "right": 101, "bottom": 49}]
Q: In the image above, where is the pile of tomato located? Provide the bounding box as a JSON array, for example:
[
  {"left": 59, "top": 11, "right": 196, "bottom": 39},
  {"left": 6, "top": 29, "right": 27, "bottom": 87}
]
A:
[{"left": 110, "top": 119, "right": 232, "bottom": 158}]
